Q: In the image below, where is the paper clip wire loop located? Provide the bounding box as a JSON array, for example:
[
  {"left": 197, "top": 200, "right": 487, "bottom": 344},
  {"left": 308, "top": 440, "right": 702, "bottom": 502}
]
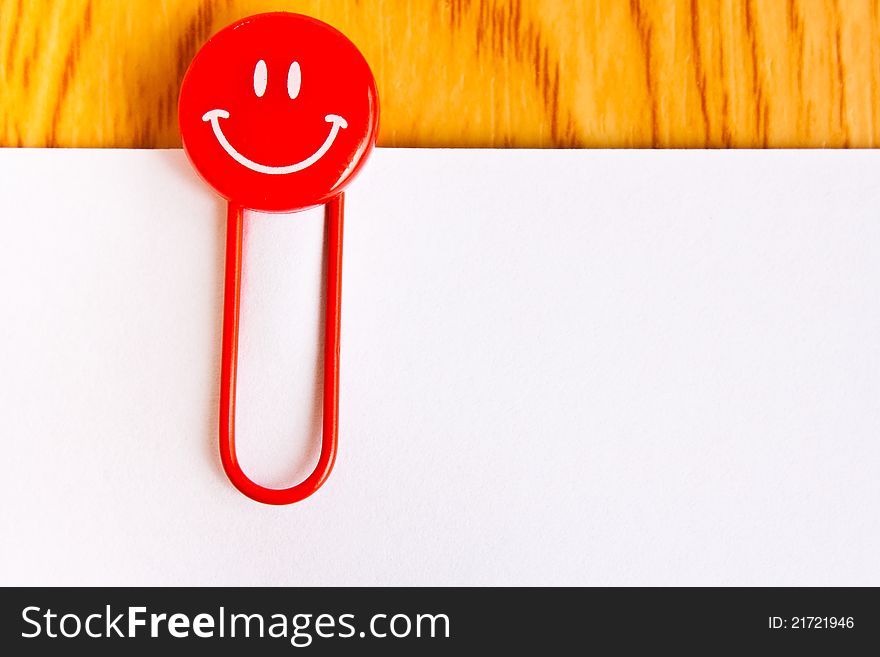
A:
[{"left": 218, "top": 195, "right": 343, "bottom": 505}]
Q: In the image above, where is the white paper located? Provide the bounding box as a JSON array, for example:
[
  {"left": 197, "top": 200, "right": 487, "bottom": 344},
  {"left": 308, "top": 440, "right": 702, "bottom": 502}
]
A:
[{"left": 1, "top": 148, "right": 879, "bottom": 585}]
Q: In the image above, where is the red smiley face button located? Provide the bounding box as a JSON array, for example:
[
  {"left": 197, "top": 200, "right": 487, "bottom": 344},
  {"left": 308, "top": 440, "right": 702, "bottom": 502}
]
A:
[{"left": 179, "top": 13, "right": 379, "bottom": 213}]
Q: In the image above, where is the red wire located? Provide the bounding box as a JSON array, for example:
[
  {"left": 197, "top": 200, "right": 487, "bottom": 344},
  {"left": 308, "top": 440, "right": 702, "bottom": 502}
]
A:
[{"left": 218, "top": 195, "right": 343, "bottom": 505}]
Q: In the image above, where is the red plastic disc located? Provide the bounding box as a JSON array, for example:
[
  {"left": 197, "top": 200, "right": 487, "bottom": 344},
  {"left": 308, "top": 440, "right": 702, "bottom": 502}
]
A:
[{"left": 179, "top": 12, "right": 379, "bottom": 213}]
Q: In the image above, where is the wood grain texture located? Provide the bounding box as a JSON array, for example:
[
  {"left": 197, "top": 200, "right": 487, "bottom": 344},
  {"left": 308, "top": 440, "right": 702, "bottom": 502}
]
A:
[{"left": 1, "top": 0, "right": 878, "bottom": 148}]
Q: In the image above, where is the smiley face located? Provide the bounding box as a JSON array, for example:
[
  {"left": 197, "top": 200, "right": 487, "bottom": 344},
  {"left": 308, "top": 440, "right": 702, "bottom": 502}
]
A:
[{"left": 179, "top": 13, "right": 379, "bottom": 213}]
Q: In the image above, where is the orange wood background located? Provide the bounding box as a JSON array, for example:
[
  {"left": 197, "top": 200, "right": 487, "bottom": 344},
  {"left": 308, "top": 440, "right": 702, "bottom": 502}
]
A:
[{"left": 1, "top": 0, "right": 878, "bottom": 148}]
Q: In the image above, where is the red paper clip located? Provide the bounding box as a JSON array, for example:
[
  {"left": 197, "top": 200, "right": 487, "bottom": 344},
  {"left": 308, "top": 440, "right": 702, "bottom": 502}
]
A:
[{"left": 179, "top": 12, "right": 379, "bottom": 504}]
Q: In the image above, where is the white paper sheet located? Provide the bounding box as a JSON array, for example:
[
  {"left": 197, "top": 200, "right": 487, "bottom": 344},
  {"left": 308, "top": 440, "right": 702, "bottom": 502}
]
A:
[{"left": 1, "top": 148, "right": 879, "bottom": 585}]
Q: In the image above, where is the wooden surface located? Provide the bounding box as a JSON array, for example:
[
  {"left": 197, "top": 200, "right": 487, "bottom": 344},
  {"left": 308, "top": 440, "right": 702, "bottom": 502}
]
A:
[{"left": 1, "top": 0, "right": 879, "bottom": 148}]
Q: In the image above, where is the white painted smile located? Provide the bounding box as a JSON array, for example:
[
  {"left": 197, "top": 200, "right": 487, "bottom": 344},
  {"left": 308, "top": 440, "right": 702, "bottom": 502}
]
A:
[{"left": 201, "top": 109, "right": 348, "bottom": 175}]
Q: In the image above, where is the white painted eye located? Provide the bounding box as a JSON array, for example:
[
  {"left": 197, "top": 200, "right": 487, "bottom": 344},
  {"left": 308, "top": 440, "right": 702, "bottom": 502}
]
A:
[
  {"left": 287, "top": 61, "right": 301, "bottom": 99},
  {"left": 253, "top": 59, "right": 267, "bottom": 97}
]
